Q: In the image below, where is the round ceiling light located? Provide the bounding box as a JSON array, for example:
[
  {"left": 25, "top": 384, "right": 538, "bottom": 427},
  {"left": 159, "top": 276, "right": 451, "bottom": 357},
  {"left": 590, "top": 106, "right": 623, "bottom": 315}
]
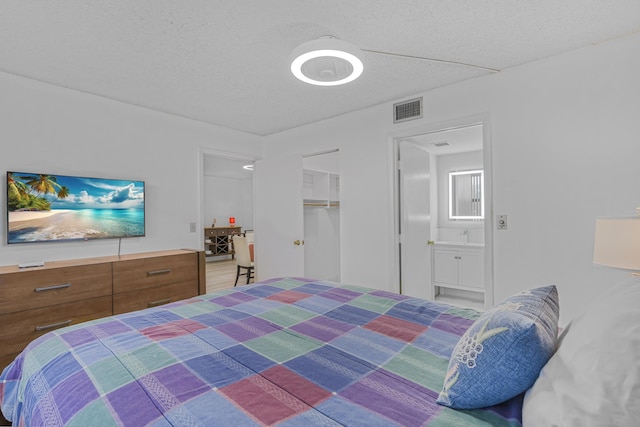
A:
[{"left": 290, "top": 36, "right": 364, "bottom": 86}]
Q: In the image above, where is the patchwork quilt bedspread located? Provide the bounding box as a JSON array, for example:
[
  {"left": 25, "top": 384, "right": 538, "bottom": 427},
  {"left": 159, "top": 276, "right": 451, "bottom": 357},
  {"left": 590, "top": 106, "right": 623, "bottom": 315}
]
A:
[{"left": 0, "top": 277, "right": 522, "bottom": 426}]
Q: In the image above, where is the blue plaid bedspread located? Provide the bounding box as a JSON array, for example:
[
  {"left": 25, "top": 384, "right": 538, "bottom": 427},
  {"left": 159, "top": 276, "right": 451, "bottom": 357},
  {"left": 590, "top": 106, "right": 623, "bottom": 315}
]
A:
[{"left": 0, "top": 277, "right": 522, "bottom": 426}]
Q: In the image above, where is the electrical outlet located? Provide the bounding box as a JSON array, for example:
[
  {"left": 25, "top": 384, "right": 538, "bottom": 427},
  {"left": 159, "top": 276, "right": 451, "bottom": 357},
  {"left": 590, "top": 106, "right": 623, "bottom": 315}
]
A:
[
  {"left": 189, "top": 222, "right": 196, "bottom": 233},
  {"left": 496, "top": 215, "right": 508, "bottom": 230}
]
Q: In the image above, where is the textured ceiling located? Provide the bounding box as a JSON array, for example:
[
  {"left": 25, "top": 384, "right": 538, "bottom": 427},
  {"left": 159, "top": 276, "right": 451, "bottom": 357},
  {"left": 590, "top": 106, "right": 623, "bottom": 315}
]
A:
[{"left": 1, "top": 1, "right": 639, "bottom": 136}]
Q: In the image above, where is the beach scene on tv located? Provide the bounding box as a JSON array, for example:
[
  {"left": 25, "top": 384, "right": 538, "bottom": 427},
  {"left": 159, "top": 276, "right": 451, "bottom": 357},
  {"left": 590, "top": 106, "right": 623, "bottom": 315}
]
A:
[{"left": 7, "top": 172, "right": 145, "bottom": 244}]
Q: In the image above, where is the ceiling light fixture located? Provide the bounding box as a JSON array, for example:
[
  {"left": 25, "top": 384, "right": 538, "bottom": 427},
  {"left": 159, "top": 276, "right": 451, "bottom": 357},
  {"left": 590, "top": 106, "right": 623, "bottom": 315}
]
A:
[
  {"left": 290, "top": 36, "right": 364, "bottom": 86},
  {"left": 243, "top": 164, "right": 254, "bottom": 171}
]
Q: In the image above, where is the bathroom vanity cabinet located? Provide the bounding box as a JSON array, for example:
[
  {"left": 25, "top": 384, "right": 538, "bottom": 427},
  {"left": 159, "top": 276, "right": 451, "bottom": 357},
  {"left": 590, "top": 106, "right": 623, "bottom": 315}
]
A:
[{"left": 432, "top": 243, "right": 484, "bottom": 308}]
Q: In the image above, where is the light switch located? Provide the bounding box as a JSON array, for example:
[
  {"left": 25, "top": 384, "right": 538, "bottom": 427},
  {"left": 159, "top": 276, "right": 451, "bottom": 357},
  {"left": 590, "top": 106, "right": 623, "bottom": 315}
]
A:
[
  {"left": 496, "top": 215, "right": 507, "bottom": 229},
  {"left": 189, "top": 222, "right": 196, "bottom": 233}
]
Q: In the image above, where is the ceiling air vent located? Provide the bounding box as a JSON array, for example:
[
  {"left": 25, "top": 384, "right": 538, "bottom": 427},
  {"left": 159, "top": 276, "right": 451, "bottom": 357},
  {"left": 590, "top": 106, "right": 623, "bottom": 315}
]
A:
[{"left": 393, "top": 97, "right": 423, "bottom": 124}]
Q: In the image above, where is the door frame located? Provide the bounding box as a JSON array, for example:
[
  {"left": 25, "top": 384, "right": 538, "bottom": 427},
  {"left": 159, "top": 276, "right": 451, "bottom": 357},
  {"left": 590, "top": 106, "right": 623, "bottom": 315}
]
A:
[
  {"left": 197, "top": 147, "right": 261, "bottom": 251},
  {"left": 388, "top": 113, "right": 494, "bottom": 308}
]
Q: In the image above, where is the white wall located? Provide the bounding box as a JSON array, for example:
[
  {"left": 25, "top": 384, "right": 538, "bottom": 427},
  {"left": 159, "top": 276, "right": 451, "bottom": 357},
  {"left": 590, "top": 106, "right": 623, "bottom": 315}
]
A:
[
  {"left": 0, "top": 71, "right": 261, "bottom": 265},
  {"left": 264, "top": 33, "right": 640, "bottom": 324},
  {"left": 203, "top": 175, "right": 254, "bottom": 230}
]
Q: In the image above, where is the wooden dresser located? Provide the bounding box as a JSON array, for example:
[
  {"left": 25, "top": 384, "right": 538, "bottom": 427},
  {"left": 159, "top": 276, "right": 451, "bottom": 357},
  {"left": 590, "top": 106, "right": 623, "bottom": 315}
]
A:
[
  {"left": 0, "top": 249, "right": 205, "bottom": 373},
  {"left": 113, "top": 251, "right": 202, "bottom": 314}
]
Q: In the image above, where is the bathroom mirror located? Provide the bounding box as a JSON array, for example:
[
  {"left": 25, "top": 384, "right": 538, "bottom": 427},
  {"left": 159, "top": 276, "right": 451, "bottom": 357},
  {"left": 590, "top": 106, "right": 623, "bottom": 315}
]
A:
[{"left": 449, "top": 169, "right": 484, "bottom": 220}]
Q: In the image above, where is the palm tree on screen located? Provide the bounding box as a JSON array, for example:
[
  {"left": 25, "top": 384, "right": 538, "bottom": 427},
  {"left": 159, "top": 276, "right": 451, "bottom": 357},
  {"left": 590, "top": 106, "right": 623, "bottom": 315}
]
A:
[
  {"left": 56, "top": 186, "right": 70, "bottom": 199},
  {"left": 7, "top": 172, "right": 29, "bottom": 201},
  {"left": 21, "top": 174, "right": 64, "bottom": 196}
]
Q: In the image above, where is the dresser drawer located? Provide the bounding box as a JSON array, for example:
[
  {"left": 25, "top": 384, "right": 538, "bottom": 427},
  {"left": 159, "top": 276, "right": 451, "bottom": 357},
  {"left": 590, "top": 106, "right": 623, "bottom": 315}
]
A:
[
  {"left": 113, "top": 252, "right": 198, "bottom": 293},
  {"left": 0, "top": 263, "right": 112, "bottom": 315},
  {"left": 0, "top": 295, "right": 112, "bottom": 359},
  {"left": 113, "top": 281, "right": 198, "bottom": 315}
]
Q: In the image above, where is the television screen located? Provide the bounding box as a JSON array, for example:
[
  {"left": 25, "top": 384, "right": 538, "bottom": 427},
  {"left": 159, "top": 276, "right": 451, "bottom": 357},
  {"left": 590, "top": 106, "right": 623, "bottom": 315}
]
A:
[{"left": 7, "top": 172, "right": 145, "bottom": 244}]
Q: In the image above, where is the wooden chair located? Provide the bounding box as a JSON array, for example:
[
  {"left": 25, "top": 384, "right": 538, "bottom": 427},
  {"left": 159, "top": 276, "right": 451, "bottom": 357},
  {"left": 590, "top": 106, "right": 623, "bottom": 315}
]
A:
[{"left": 232, "top": 235, "right": 254, "bottom": 286}]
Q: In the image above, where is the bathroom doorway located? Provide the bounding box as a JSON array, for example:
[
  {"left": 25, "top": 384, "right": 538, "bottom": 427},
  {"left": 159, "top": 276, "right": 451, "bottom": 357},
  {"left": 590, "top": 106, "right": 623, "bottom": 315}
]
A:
[{"left": 392, "top": 117, "right": 493, "bottom": 309}]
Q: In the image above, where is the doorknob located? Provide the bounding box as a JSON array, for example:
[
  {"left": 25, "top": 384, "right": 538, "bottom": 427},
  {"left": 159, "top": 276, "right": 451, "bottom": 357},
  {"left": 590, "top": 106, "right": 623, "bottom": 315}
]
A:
[{"left": 294, "top": 240, "right": 301, "bottom": 246}]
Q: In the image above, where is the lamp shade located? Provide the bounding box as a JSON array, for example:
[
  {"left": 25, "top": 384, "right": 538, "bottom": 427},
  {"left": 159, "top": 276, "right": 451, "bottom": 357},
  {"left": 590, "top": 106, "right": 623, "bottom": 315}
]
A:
[
  {"left": 290, "top": 36, "right": 363, "bottom": 86},
  {"left": 593, "top": 217, "right": 640, "bottom": 270}
]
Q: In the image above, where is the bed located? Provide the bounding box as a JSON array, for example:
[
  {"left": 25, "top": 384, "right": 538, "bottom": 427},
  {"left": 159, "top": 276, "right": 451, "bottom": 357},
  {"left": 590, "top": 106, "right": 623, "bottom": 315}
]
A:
[
  {"left": 5, "top": 274, "right": 636, "bottom": 426},
  {"left": 1, "top": 277, "right": 532, "bottom": 426}
]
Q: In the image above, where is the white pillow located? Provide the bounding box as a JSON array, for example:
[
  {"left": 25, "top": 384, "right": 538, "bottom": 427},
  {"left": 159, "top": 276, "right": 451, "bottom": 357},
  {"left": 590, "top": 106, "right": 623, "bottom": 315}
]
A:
[{"left": 523, "top": 276, "right": 640, "bottom": 426}]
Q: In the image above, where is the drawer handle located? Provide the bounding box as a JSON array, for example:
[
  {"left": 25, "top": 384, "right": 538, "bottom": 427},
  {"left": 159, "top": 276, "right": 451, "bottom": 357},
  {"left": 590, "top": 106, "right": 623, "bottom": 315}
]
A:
[
  {"left": 148, "top": 298, "right": 172, "bottom": 308},
  {"left": 34, "top": 283, "right": 71, "bottom": 292},
  {"left": 35, "top": 319, "right": 72, "bottom": 331},
  {"left": 147, "top": 269, "right": 171, "bottom": 276}
]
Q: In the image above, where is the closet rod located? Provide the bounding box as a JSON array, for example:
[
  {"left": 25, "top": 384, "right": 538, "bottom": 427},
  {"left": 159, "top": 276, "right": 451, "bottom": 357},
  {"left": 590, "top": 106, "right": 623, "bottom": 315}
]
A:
[
  {"left": 303, "top": 148, "right": 339, "bottom": 158},
  {"left": 303, "top": 202, "right": 340, "bottom": 207}
]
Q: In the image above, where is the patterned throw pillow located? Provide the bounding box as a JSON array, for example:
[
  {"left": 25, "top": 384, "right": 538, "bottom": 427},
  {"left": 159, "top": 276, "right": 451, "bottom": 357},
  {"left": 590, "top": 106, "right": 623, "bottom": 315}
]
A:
[{"left": 436, "top": 285, "right": 559, "bottom": 409}]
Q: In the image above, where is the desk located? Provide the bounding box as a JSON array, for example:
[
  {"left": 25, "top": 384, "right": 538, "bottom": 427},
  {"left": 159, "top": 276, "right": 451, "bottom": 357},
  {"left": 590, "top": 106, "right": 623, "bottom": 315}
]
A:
[{"left": 204, "top": 226, "right": 242, "bottom": 258}]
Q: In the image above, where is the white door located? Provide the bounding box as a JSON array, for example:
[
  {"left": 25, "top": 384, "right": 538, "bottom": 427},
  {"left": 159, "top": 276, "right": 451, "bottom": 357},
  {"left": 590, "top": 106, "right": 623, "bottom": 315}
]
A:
[
  {"left": 253, "top": 154, "right": 304, "bottom": 280},
  {"left": 304, "top": 206, "right": 340, "bottom": 281},
  {"left": 398, "top": 140, "right": 432, "bottom": 299}
]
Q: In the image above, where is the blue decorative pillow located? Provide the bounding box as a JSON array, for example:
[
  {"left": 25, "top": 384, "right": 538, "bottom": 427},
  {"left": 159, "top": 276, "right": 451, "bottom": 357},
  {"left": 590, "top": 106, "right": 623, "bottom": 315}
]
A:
[{"left": 436, "top": 285, "right": 559, "bottom": 409}]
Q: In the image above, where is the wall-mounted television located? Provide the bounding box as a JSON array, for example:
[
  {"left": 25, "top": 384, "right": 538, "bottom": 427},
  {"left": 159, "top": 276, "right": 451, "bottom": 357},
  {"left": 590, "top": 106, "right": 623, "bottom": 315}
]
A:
[{"left": 7, "top": 171, "right": 145, "bottom": 244}]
